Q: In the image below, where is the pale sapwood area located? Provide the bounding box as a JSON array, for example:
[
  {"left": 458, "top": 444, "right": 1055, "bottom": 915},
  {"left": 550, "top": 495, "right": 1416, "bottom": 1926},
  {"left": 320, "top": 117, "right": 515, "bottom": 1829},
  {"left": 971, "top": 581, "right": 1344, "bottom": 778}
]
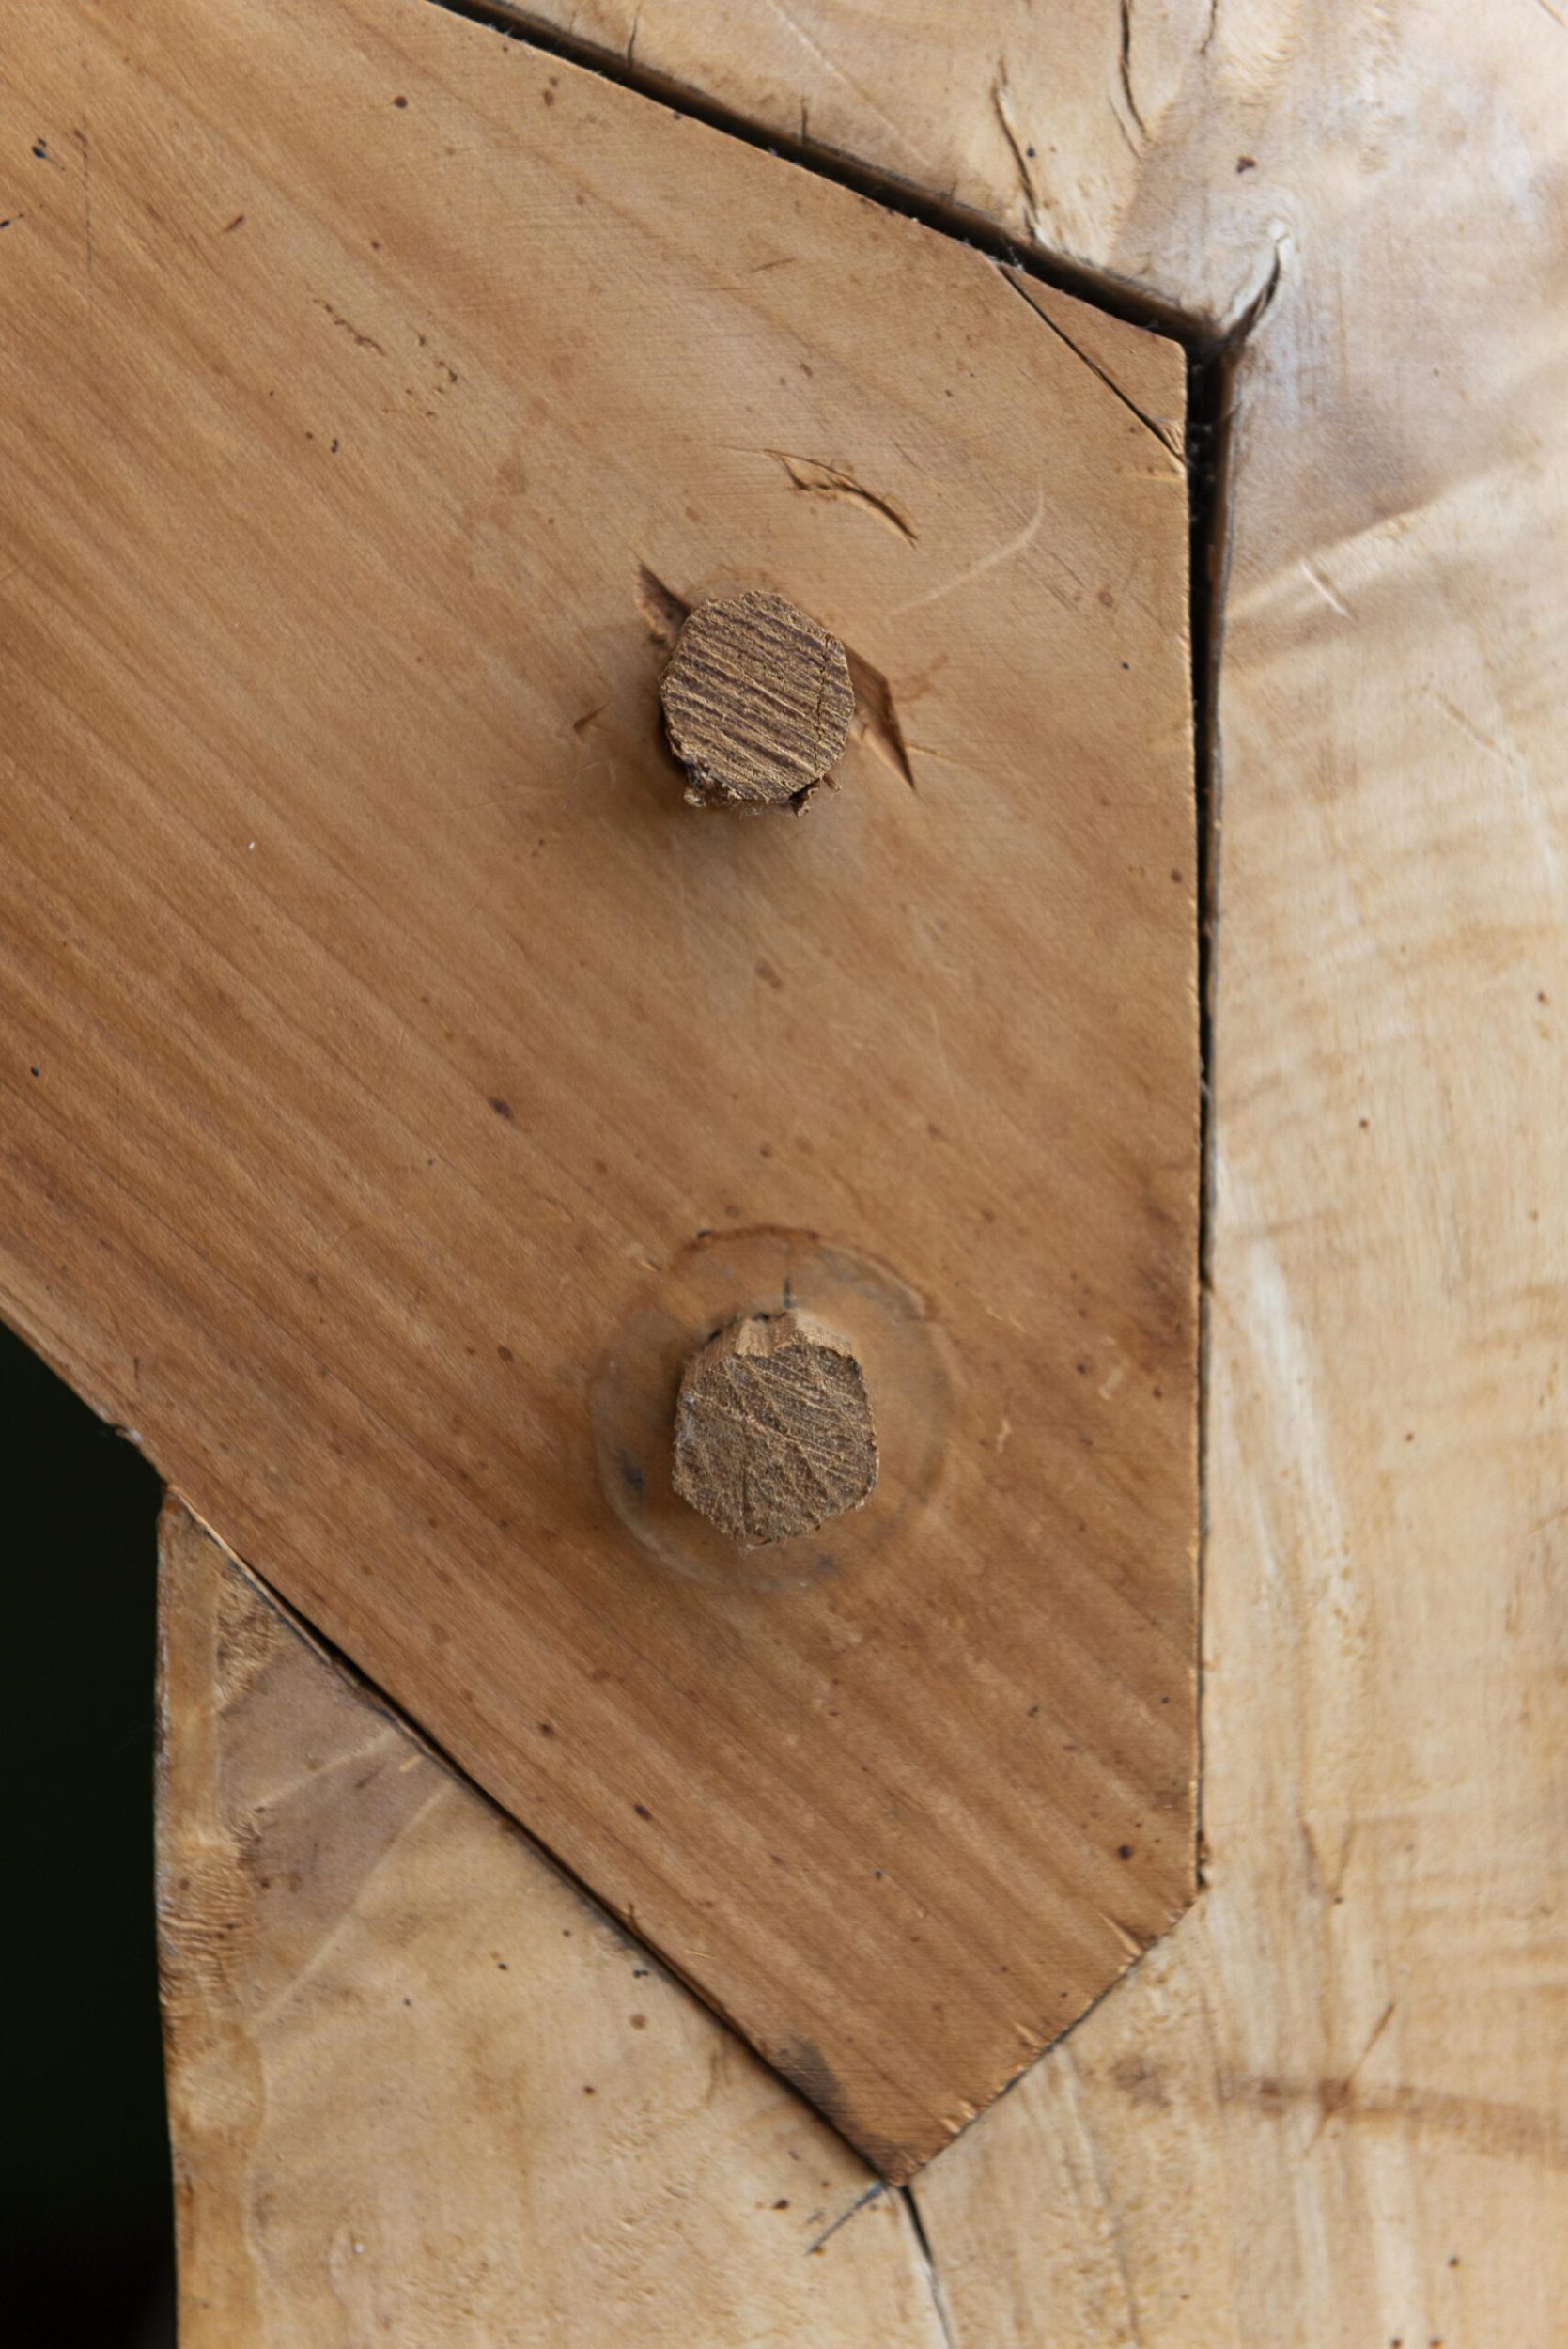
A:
[
  {"left": 156, "top": 1500, "right": 950, "bottom": 2346},
  {"left": 0, "top": 0, "right": 1199, "bottom": 2180},
  {"left": 491, "top": 0, "right": 1568, "bottom": 2341}
]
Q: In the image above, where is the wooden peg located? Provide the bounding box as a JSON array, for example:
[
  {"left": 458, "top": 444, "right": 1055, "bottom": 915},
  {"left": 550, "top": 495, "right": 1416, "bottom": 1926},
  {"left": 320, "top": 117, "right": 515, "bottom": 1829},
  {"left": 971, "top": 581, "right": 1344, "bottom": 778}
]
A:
[
  {"left": 672, "top": 1310, "right": 878, "bottom": 1548},
  {"left": 659, "top": 591, "right": 855, "bottom": 809}
]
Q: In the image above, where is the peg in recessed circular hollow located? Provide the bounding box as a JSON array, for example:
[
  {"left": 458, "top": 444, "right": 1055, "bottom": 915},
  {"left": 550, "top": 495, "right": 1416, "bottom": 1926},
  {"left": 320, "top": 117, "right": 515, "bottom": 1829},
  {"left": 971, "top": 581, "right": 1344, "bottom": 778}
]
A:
[
  {"left": 659, "top": 590, "right": 856, "bottom": 809},
  {"left": 672, "top": 1309, "right": 878, "bottom": 1549}
]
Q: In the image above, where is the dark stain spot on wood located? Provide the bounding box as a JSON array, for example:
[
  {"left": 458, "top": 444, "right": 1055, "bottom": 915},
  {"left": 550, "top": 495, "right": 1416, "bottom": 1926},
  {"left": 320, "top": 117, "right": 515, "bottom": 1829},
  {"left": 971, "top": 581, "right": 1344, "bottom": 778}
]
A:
[
  {"left": 1110, "top": 2054, "right": 1170, "bottom": 2107},
  {"left": 489, "top": 1097, "right": 513, "bottom": 1119},
  {"left": 1220, "top": 2074, "right": 1568, "bottom": 2167},
  {"left": 775, "top": 2037, "right": 849, "bottom": 2133}
]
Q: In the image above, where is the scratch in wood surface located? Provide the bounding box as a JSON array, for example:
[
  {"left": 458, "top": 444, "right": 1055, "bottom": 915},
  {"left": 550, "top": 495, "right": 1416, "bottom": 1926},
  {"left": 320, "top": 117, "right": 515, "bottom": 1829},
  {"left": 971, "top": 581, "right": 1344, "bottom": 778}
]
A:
[
  {"left": 803, "top": 2181, "right": 885, "bottom": 2255},
  {"left": 924, "top": 1002, "right": 960, "bottom": 1112},
  {"left": 888, "top": 480, "right": 1045, "bottom": 616},
  {"left": 755, "top": 0, "right": 923, "bottom": 160},
  {"left": 1300, "top": 558, "right": 1353, "bottom": 619},
  {"left": 1299, "top": 1812, "right": 1358, "bottom": 1903},
  {"left": 1059, "top": 2048, "right": 1149, "bottom": 2345},
  {"left": 75, "top": 124, "right": 93, "bottom": 314},
  {"left": 1526, "top": 1498, "right": 1568, "bottom": 1542},
  {"left": 1426, "top": 689, "right": 1507, "bottom": 761},
  {"left": 1117, "top": 0, "right": 1149, "bottom": 141},
  {"left": 1307, "top": 1999, "right": 1396, "bottom": 2151},
  {"left": 1094, "top": 1906, "right": 1149, "bottom": 1962},
  {"left": 999, "top": 268, "right": 1183, "bottom": 461},
  {"left": 1220, "top": 230, "right": 1287, "bottom": 346},
  {"left": 768, "top": 450, "right": 919, "bottom": 542},
  {"left": 248, "top": 1775, "right": 449, "bottom": 2032},
  {"left": 990, "top": 64, "right": 1045, "bottom": 230}
]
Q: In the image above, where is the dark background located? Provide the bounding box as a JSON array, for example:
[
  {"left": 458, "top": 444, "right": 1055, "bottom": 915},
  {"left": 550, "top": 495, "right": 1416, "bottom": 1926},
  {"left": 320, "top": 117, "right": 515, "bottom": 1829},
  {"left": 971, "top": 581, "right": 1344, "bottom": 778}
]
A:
[{"left": 1, "top": 1319, "right": 177, "bottom": 2347}]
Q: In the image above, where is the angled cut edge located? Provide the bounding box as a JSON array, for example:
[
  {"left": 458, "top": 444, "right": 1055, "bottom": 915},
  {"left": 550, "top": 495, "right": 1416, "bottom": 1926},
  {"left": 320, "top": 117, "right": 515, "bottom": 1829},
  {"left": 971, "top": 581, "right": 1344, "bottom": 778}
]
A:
[
  {"left": 4, "top": 0, "right": 1199, "bottom": 2180},
  {"left": 155, "top": 1496, "right": 950, "bottom": 2345}
]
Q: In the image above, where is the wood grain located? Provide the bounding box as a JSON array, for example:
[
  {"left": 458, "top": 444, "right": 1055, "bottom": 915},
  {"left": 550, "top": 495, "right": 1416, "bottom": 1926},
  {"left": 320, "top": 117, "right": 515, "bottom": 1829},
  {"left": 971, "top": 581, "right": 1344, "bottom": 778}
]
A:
[
  {"left": 156, "top": 1498, "right": 948, "bottom": 2346},
  {"left": 495, "top": 0, "right": 1568, "bottom": 2335},
  {"left": 0, "top": 0, "right": 1197, "bottom": 2174}
]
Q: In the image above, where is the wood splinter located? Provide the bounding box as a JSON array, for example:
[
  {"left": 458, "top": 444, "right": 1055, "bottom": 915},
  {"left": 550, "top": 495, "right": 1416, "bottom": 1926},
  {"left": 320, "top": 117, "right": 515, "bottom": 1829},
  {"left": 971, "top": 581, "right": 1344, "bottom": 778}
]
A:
[
  {"left": 659, "top": 590, "right": 855, "bottom": 809},
  {"left": 672, "top": 1310, "right": 878, "bottom": 1548}
]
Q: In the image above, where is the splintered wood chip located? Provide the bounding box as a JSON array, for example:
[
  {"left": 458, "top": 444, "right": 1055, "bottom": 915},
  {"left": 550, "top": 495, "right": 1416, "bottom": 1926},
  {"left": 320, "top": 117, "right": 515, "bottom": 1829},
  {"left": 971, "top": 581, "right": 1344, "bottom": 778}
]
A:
[
  {"left": 673, "top": 1310, "right": 878, "bottom": 1548},
  {"left": 659, "top": 590, "right": 856, "bottom": 808}
]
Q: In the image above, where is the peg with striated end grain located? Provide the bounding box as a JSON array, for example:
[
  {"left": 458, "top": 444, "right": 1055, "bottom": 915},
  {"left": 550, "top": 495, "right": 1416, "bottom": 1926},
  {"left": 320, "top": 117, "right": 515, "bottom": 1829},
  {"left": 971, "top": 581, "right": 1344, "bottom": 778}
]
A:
[
  {"left": 672, "top": 1309, "right": 878, "bottom": 1548},
  {"left": 659, "top": 590, "right": 856, "bottom": 809}
]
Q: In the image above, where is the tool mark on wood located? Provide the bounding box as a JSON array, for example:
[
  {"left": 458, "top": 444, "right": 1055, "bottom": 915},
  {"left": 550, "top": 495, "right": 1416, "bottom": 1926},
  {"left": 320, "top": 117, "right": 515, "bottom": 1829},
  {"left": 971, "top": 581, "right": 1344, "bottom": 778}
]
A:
[
  {"left": 634, "top": 560, "right": 690, "bottom": 646},
  {"left": 768, "top": 450, "right": 919, "bottom": 543},
  {"left": 844, "top": 646, "right": 918, "bottom": 791},
  {"left": 1116, "top": 0, "right": 1148, "bottom": 144},
  {"left": 991, "top": 64, "right": 1046, "bottom": 231}
]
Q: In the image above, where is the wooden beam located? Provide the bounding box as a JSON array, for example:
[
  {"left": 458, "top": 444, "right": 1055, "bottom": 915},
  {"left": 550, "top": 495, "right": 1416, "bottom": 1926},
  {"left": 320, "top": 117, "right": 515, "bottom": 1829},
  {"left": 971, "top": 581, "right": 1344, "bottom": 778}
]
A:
[{"left": 0, "top": 0, "right": 1197, "bottom": 2175}]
